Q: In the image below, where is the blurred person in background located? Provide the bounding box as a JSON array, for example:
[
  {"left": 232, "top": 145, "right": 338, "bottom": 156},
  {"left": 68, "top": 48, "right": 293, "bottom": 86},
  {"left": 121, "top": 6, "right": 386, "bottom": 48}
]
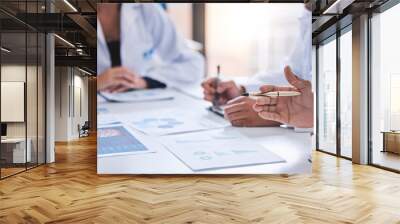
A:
[
  {"left": 97, "top": 3, "right": 204, "bottom": 93},
  {"left": 202, "top": 3, "right": 312, "bottom": 127},
  {"left": 253, "top": 1, "right": 314, "bottom": 129}
]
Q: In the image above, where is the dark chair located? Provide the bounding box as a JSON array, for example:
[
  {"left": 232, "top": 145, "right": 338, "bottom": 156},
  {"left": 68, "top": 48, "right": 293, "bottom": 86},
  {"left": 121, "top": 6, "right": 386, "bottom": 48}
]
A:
[{"left": 79, "top": 121, "right": 90, "bottom": 138}]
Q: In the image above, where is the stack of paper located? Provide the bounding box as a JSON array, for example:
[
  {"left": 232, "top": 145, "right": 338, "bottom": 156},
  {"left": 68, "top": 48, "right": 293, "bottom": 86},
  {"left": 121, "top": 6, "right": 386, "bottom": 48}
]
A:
[
  {"left": 160, "top": 129, "right": 285, "bottom": 171},
  {"left": 99, "top": 89, "right": 174, "bottom": 103},
  {"left": 98, "top": 114, "right": 121, "bottom": 126},
  {"left": 129, "top": 109, "right": 229, "bottom": 136}
]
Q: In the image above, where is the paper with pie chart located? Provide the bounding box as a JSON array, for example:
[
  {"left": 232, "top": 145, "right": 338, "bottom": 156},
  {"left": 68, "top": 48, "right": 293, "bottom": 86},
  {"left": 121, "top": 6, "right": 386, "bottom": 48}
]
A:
[
  {"left": 129, "top": 109, "right": 229, "bottom": 136},
  {"left": 160, "top": 129, "right": 286, "bottom": 171}
]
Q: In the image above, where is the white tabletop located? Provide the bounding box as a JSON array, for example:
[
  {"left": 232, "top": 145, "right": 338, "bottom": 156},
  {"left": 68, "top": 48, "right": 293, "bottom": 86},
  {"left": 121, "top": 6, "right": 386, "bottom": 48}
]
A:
[{"left": 97, "top": 88, "right": 312, "bottom": 174}]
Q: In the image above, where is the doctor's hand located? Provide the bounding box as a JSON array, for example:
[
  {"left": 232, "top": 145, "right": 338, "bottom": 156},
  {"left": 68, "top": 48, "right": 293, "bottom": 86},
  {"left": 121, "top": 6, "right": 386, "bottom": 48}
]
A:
[
  {"left": 97, "top": 67, "right": 147, "bottom": 93},
  {"left": 253, "top": 66, "right": 314, "bottom": 128},
  {"left": 201, "top": 78, "right": 242, "bottom": 105},
  {"left": 224, "top": 96, "right": 281, "bottom": 127}
]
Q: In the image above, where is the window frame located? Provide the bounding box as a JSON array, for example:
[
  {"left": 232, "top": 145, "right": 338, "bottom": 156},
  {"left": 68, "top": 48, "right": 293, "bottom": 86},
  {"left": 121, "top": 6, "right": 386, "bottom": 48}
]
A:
[
  {"left": 315, "top": 23, "right": 353, "bottom": 161},
  {"left": 367, "top": 0, "right": 400, "bottom": 173}
]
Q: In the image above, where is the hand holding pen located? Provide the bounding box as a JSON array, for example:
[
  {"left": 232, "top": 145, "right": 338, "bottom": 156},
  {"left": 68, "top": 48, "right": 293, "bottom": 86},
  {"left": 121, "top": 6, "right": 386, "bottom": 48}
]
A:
[
  {"left": 201, "top": 65, "right": 242, "bottom": 105},
  {"left": 253, "top": 66, "right": 314, "bottom": 128}
]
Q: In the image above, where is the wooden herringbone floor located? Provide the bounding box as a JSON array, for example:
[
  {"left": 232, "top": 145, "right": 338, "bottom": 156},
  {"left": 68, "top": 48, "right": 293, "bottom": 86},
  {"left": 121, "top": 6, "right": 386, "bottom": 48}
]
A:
[{"left": 1, "top": 134, "right": 400, "bottom": 224}]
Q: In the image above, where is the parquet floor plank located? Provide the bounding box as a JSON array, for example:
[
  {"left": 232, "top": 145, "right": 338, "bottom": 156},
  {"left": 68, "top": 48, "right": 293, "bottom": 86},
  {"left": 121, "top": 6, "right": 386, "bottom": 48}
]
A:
[{"left": 0, "top": 135, "right": 399, "bottom": 223}]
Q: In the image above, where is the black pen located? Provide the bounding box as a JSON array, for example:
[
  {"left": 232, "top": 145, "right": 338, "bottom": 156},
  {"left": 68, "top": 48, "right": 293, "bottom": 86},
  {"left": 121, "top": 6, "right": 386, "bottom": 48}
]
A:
[{"left": 212, "top": 65, "right": 221, "bottom": 107}]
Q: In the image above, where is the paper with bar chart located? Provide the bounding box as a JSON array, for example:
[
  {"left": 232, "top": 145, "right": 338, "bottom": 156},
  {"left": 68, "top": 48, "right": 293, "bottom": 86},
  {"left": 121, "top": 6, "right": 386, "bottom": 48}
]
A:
[{"left": 98, "top": 125, "right": 155, "bottom": 157}]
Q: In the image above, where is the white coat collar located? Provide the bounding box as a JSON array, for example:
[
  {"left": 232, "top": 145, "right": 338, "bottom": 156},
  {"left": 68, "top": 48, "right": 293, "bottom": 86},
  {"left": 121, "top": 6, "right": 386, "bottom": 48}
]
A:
[{"left": 97, "top": 19, "right": 105, "bottom": 45}]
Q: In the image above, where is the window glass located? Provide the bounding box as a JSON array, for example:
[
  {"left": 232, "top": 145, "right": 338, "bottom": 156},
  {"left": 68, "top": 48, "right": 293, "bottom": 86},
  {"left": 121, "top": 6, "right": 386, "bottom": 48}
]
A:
[
  {"left": 340, "top": 30, "right": 352, "bottom": 158},
  {"left": 317, "top": 37, "right": 337, "bottom": 154},
  {"left": 0, "top": 4, "right": 28, "bottom": 177},
  {"left": 371, "top": 3, "right": 400, "bottom": 171}
]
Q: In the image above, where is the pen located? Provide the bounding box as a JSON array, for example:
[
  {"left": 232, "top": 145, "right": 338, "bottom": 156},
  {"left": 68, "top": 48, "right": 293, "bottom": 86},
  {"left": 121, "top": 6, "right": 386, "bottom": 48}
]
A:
[
  {"left": 242, "top": 91, "right": 301, "bottom": 97},
  {"left": 212, "top": 65, "right": 221, "bottom": 107}
]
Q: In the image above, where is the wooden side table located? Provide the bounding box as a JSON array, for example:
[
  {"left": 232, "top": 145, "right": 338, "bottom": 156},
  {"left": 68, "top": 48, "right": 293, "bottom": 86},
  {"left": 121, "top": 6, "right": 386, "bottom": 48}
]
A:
[{"left": 381, "top": 131, "right": 400, "bottom": 154}]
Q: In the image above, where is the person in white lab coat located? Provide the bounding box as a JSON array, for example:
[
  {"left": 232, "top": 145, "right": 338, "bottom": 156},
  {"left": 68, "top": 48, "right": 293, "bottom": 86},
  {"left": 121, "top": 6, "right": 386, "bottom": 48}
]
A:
[
  {"left": 97, "top": 3, "right": 204, "bottom": 93},
  {"left": 202, "top": 5, "right": 312, "bottom": 127}
]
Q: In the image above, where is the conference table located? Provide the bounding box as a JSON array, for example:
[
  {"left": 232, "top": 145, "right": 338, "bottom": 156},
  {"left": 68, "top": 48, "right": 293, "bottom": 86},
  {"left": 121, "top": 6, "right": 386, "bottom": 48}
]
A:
[{"left": 97, "top": 87, "right": 312, "bottom": 174}]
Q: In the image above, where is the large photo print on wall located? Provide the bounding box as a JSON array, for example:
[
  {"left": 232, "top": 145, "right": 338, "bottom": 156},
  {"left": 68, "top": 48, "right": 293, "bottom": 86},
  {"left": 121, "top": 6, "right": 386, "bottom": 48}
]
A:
[{"left": 97, "top": 3, "right": 314, "bottom": 174}]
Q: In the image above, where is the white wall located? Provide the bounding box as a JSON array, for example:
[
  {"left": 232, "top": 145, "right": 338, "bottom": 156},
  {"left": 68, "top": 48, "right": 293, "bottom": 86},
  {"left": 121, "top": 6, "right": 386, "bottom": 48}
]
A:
[
  {"left": 54, "top": 67, "right": 89, "bottom": 141},
  {"left": 1, "top": 65, "right": 37, "bottom": 138},
  {"left": 167, "top": 3, "right": 193, "bottom": 40},
  {"left": 55, "top": 67, "right": 69, "bottom": 141},
  {"left": 71, "top": 74, "right": 89, "bottom": 138}
]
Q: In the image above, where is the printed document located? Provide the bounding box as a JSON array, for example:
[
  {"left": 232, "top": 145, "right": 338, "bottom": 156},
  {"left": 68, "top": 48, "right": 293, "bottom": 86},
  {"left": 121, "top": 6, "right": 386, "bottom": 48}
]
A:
[
  {"left": 98, "top": 124, "right": 156, "bottom": 157},
  {"left": 99, "top": 89, "right": 174, "bottom": 103},
  {"left": 129, "top": 109, "right": 229, "bottom": 136},
  {"left": 160, "top": 129, "right": 285, "bottom": 171}
]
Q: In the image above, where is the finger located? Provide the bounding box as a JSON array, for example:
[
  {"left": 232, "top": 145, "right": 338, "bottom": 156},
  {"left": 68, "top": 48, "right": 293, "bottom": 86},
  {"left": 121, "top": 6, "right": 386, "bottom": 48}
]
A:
[
  {"left": 106, "top": 82, "right": 122, "bottom": 93},
  {"left": 258, "top": 111, "right": 285, "bottom": 123},
  {"left": 253, "top": 104, "right": 263, "bottom": 112},
  {"left": 113, "top": 73, "right": 136, "bottom": 84},
  {"left": 231, "top": 119, "right": 246, "bottom": 127},
  {"left": 114, "top": 76, "right": 137, "bottom": 87},
  {"left": 204, "top": 95, "right": 214, "bottom": 102},
  {"left": 218, "top": 98, "right": 228, "bottom": 105},
  {"left": 284, "top": 66, "right": 310, "bottom": 91},
  {"left": 108, "top": 78, "right": 136, "bottom": 92},
  {"left": 111, "top": 85, "right": 131, "bottom": 93},
  {"left": 109, "top": 82, "right": 133, "bottom": 93},
  {"left": 112, "top": 67, "right": 136, "bottom": 76},
  {"left": 201, "top": 80, "right": 211, "bottom": 88},
  {"left": 206, "top": 95, "right": 229, "bottom": 105},
  {"left": 226, "top": 96, "right": 246, "bottom": 105},
  {"left": 256, "top": 104, "right": 277, "bottom": 113},
  {"left": 202, "top": 78, "right": 218, "bottom": 89},
  {"left": 114, "top": 66, "right": 137, "bottom": 76},
  {"left": 202, "top": 79, "right": 216, "bottom": 89},
  {"left": 217, "top": 81, "right": 235, "bottom": 94},
  {"left": 270, "top": 96, "right": 279, "bottom": 105},
  {"left": 259, "top": 85, "right": 277, "bottom": 93},
  {"left": 259, "top": 84, "right": 295, "bottom": 95},
  {"left": 113, "top": 67, "right": 140, "bottom": 84},
  {"left": 107, "top": 84, "right": 122, "bottom": 93},
  {"left": 99, "top": 82, "right": 114, "bottom": 92},
  {"left": 204, "top": 88, "right": 216, "bottom": 95},
  {"left": 102, "top": 86, "right": 115, "bottom": 93},
  {"left": 255, "top": 96, "right": 273, "bottom": 106}
]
